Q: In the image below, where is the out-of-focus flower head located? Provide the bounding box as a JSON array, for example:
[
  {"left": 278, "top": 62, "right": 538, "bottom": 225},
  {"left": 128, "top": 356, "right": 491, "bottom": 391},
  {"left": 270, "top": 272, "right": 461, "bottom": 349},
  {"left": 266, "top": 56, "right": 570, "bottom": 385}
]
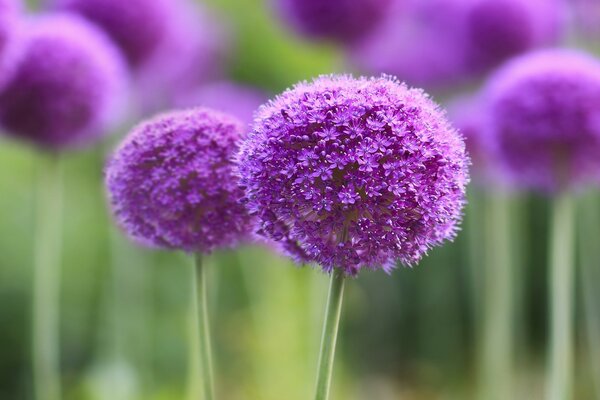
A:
[
  {"left": 135, "top": 1, "right": 230, "bottom": 113},
  {"left": 106, "top": 108, "right": 254, "bottom": 253},
  {"left": 482, "top": 49, "right": 600, "bottom": 192},
  {"left": 274, "top": 0, "right": 393, "bottom": 45},
  {"left": 237, "top": 74, "right": 469, "bottom": 275},
  {"left": 351, "top": 0, "right": 565, "bottom": 90},
  {"left": 0, "top": 0, "right": 22, "bottom": 90},
  {"left": 175, "top": 81, "right": 267, "bottom": 126},
  {"left": 0, "top": 13, "right": 128, "bottom": 150}
]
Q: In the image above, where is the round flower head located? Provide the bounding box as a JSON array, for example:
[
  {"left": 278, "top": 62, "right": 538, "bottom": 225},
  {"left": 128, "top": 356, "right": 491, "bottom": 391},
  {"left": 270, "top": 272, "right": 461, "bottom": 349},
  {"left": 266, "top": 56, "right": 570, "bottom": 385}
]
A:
[
  {"left": 351, "top": 0, "right": 471, "bottom": 89},
  {"left": 175, "top": 81, "right": 266, "bottom": 126},
  {"left": 0, "top": 0, "right": 21, "bottom": 90},
  {"left": 0, "top": 13, "right": 128, "bottom": 149},
  {"left": 482, "top": 49, "right": 600, "bottom": 192},
  {"left": 52, "top": 0, "right": 174, "bottom": 67},
  {"left": 135, "top": 2, "right": 230, "bottom": 113},
  {"left": 237, "top": 75, "right": 469, "bottom": 275},
  {"left": 464, "top": 0, "right": 564, "bottom": 72},
  {"left": 274, "top": 0, "right": 392, "bottom": 44},
  {"left": 106, "top": 108, "right": 253, "bottom": 253}
]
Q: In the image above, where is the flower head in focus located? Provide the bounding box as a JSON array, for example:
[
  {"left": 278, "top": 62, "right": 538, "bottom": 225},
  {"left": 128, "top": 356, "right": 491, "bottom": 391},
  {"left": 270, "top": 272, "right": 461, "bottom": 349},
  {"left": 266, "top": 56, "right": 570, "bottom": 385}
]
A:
[
  {"left": 237, "top": 75, "right": 469, "bottom": 275},
  {"left": 106, "top": 108, "right": 254, "bottom": 253}
]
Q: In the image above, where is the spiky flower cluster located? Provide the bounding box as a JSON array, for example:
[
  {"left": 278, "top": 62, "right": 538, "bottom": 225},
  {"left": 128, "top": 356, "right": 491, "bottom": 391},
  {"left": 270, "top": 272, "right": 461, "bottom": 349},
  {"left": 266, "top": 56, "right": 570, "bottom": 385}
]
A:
[
  {"left": 106, "top": 108, "right": 253, "bottom": 253},
  {"left": 237, "top": 75, "right": 469, "bottom": 275},
  {"left": 275, "top": 0, "right": 392, "bottom": 44},
  {"left": 482, "top": 50, "right": 600, "bottom": 192},
  {"left": 0, "top": 0, "right": 21, "bottom": 90},
  {"left": 0, "top": 14, "right": 127, "bottom": 149}
]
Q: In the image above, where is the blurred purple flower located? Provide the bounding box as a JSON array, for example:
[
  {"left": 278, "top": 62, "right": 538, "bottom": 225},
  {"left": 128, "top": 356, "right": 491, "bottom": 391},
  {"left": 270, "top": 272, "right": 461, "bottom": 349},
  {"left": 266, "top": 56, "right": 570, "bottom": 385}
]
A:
[
  {"left": 135, "top": 1, "right": 230, "bottom": 113},
  {"left": 106, "top": 108, "right": 253, "bottom": 253},
  {"left": 274, "top": 0, "right": 393, "bottom": 44},
  {"left": 351, "top": 0, "right": 564, "bottom": 90},
  {"left": 52, "top": 0, "right": 173, "bottom": 68},
  {"left": 236, "top": 75, "right": 469, "bottom": 275},
  {"left": 482, "top": 49, "right": 600, "bottom": 192},
  {"left": 0, "top": 13, "right": 128, "bottom": 149},
  {"left": 0, "top": 0, "right": 22, "bottom": 90},
  {"left": 174, "top": 81, "right": 266, "bottom": 126}
]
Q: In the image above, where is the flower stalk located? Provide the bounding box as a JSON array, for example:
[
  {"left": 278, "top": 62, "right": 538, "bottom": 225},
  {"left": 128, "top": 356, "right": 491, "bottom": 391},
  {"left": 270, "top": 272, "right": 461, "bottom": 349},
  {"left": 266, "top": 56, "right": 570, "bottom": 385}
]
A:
[
  {"left": 193, "top": 254, "right": 215, "bottom": 400},
  {"left": 314, "top": 269, "right": 345, "bottom": 400}
]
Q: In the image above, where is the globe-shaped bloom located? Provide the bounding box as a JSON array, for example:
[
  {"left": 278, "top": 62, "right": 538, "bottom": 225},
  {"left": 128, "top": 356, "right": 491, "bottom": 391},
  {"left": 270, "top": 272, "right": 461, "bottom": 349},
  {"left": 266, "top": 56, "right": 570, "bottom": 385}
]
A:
[
  {"left": 464, "top": 0, "right": 564, "bottom": 72},
  {"left": 175, "top": 81, "right": 266, "bottom": 126},
  {"left": 0, "top": 0, "right": 21, "bottom": 90},
  {"left": 0, "top": 14, "right": 128, "bottom": 149},
  {"left": 135, "top": 2, "right": 230, "bottom": 113},
  {"left": 237, "top": 75, "right": 469, "bottom": 275},
  {"left": 274, "top": 0, "right": 392, "bottom": 44},
  {"left": 52, "top": 0, "right": 174, "bottom": 68},
  {"left": 482, "top": 49, "right": 600, "bottom": 192},
  {"left": 106, "top": 108, "right": 253, "bottom": 253},
  {"left": 351, "top": 0, "right": 564, "bottom": 90}
]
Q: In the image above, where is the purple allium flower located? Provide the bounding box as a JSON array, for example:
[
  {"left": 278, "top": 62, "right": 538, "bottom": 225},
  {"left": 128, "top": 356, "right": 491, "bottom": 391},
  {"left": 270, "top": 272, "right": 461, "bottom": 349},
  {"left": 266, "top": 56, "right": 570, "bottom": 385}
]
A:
[
  {"left": 237, "top": 75, "right": 469, "bottom": 275},
  {"left": 464, "top": 0, "right": 564, "bottom": 72},
  {"left": 482, "top": 49, "right": 600, "bottom": 192},
  {"left": 175, "top": 81, "right": 267, "bottom": 126},
  {"left": 52, "top": 0, "right": 173, "bottom": 67},
  {"left": 134, "top": 2, "right": 230, "bottom": 113},
  {"left": 0, "top": 13, "right": 128, "bottom": 149},
  {"left": 351, "top": 0, "right": 564, "bottom": 90},
  {"left": 106, "top": 108, "right": 253, "bottom": 253},
  {"left": 274, "top": 0, "right": 393, "bottom": 44},
  {"left": 0, "top": 0, "right": 21, "bottom": 90}
]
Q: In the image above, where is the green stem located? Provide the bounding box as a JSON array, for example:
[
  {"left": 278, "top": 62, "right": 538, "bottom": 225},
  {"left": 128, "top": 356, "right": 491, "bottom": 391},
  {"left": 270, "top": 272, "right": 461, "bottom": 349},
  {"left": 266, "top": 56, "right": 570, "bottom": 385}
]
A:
[
  {"left": 579, "top": 193, "right": 600, "bottom": 399},
  {"left": 314, "top": 269, "right": 346, "bottom": 400},
  {"left": 479, "top": 193, "right": 513, "bottom": 400},
  {"left": 546, "top": 193, "right": 575, "bottom": 400},
  {"left": 192, "top": 254, "right": 215, "bottom": 400},
  {"left": 32, "top": 154, "right": 63, "bottom": 400}
]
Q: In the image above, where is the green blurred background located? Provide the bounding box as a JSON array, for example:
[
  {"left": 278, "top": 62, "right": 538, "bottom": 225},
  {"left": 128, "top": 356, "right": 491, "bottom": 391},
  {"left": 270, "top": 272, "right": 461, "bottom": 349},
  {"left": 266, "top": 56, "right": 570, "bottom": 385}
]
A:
[{"left": 1, "top": 0, "right": 599, "bottom": 399}]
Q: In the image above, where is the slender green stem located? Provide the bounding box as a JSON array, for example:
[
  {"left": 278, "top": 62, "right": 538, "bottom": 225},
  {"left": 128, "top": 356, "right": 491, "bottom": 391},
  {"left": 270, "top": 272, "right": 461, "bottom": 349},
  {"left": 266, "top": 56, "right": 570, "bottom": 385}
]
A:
[
  {"left": 192, "top": 254, "right": 215, "bottom": 400},
  {"left": 32, "top": 154, "right": 63, "bottom": 400},
  {"left": 546, "top": 193, "right": 575, "bottom": 400},
  {"left": 314, "top": 269, "right": 346, "bottom": 400},
  {"left": 479, "top": 193, "right": 513, "bottom": 400},
  {"left": 578, "top": 193, "right": 600, "bottom": 399}
]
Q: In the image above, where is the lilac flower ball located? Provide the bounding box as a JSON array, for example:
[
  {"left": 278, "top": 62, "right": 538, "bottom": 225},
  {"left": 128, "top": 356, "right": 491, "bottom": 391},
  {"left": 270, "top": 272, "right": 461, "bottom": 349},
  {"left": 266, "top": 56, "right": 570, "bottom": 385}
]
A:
[
  {"left": 0, "top": 0, "right": 21, "bottom": 90},
  {"left": 106, "top": 108, "right": 253, "bottom": 253},
  {"left": 482, "top": 49, "right": 600, "bottom": 192},
  {"left": 175, "top": 81, "right": 267, "bottom": 126},
  {"left": 274, "top": 0, "right": 392, "bottom": 44},
  {"left": 0, "top": 14, "right": 128, "bottom": 149},
  {"left": 53, "top": 0, "right": 173, "bottom": 67},
  {"left": 237, "top": 75, "right": 469, "bottom": 275},
  {"left": 465, "top": 0, "right": 564, "bottom": 72},
  {"left": 351, "top": 0, "right": 471, "bottom": 89}
]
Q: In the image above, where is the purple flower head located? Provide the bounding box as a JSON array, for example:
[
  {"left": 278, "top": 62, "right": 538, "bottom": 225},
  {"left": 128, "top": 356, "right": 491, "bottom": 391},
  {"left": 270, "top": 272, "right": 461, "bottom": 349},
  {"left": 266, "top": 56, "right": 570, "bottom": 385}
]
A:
[
  {"left": 351, "top": 0, "right": 564, "bottom": 90},
  {"left": 237, "top": 75, "right": 469, "bottom": 275},
  {"left": 274, "top": 0, "right": 393, "bottom": 44},
  {"left": 482, "top": 49, "right": 600, "bottom": 192},
  {"left": 175, "top": 81, "right": 267, "bottom": 126},
  {"left": 53, "top": 0, "right": 173, "bottom": 67},
  {"left": 0, "top": 0, "right": 22, "bottom": 90},
  {"left": 465, "top": 0, "right": 564, "bottom": 72},
  {"left": 106, "top": 108, "right": 254, "bottom": 253},
  {"left": 351, "top": 0, "right": 472, "bottom": 89},
  {"left": 134, "top": 2, "right": 230, "bottom": 113},
  {"left": 0, "top": 13, "right": 128, "bottom": 150}
]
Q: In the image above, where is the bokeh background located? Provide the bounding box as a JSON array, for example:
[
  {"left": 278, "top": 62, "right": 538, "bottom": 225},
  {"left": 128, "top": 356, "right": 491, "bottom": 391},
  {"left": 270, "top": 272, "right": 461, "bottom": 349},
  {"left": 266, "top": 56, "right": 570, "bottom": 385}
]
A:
[{"left": 1, "top": 0, "right": 599, "bottom": 399}]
